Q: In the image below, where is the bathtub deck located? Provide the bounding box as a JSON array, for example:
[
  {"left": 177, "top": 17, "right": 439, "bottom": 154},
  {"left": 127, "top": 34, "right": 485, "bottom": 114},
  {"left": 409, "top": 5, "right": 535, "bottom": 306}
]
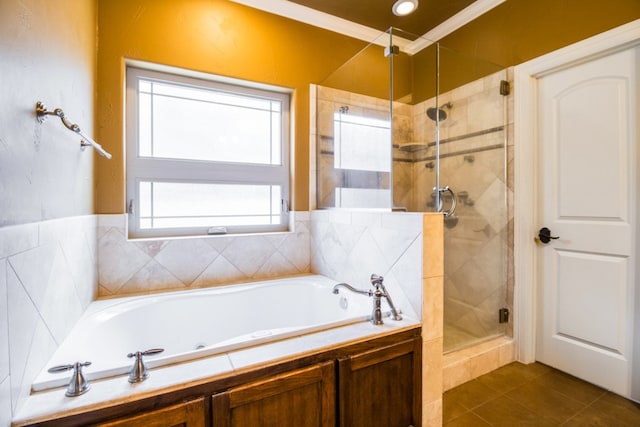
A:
[{"left": 13, "top": 317, "right": 420, "bottom": 426}]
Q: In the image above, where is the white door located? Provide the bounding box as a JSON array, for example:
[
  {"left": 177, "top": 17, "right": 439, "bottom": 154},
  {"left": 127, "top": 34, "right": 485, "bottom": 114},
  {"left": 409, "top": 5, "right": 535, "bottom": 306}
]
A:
[{"left": 535, "top": 47, "right": 637, "bottom": 396}]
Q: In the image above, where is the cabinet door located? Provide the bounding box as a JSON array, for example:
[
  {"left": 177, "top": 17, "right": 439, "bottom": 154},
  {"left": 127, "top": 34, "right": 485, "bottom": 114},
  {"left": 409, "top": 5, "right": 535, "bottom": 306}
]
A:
[
  {"left": 96, "top": 397, "right": 206, "bottom": 427},
  {"left": 338, "top": 338, "right": 421, "bottom": 427},
  {"left": 211, "top": 361, "right": 335, "bottom": 427}
]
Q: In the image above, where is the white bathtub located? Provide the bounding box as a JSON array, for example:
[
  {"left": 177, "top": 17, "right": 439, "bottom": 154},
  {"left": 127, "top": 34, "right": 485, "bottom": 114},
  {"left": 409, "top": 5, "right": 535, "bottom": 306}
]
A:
[{"left": 32, "top": 275, "right": 381, "bottom": 392}]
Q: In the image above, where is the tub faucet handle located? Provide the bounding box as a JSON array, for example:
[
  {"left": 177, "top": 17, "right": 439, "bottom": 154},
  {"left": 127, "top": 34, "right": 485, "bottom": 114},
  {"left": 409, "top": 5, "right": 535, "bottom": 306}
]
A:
[
  {"left": 127, "top": 348, "right": 164, "bottom": 383},
  {"left": 370, "top": 274, "right": 384, "bottom": 288},
  {"left": 47, "top": 361, "right": 91, "bottom": 397}
]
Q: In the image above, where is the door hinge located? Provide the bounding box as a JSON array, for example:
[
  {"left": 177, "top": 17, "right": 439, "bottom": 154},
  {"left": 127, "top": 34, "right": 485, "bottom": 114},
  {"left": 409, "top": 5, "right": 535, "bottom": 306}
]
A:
[
  {"left": 127, "top": 199, "right": 134, "bottom": 215},
  {"left": 281, "top": 199, "right": 290, "bottom": 214},
  {"left": 500, "top": 80, "right": 511, "bottom": 96},
  {"left": 499, "top": 308, "right": 510, "bottom": 323}
]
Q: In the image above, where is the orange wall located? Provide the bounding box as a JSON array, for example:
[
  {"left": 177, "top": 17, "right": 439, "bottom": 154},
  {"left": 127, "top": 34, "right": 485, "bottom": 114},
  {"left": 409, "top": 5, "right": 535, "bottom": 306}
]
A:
[
  {"left": 411, "top": 0, "right": 640, "bottom": 103},
  {"left": 441, "top": 0, "right": 640, "bottom": 69},
  {"left": 96, "top": 0, "right": 367, "bottom": 213},
  {"left": 97, "top": 0, "right": 640, "bottom": 214}
]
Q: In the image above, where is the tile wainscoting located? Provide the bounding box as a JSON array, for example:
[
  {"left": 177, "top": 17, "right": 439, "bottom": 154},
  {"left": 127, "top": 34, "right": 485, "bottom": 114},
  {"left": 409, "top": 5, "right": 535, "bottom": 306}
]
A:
[
  {"left": 97, "top": 212, "right": 311, "bottom": 296},
  {"left": 0, "top": 215, "right": 98, "bottom": 423}
]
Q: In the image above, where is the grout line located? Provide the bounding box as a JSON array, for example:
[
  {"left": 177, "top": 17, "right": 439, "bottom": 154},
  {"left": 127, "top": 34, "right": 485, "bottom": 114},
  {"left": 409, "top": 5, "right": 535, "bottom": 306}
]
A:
[
  {"left": 558, "top": 392, "right": 607, "bottom": 426},
  {"left": 446, "top": 363, "right": 640, "bottom": 426},
  {"left": 470, "top": 410, "right": 495, "bottom": 426}
]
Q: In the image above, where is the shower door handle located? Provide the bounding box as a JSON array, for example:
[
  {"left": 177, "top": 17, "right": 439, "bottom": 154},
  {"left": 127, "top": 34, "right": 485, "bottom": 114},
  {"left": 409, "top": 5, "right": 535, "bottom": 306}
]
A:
[
  {"left": 438, "top": 186, "right": 457, "bottom": 217},
  {"left": 538, "top": 227, "right": 559, "bottom": 244}
]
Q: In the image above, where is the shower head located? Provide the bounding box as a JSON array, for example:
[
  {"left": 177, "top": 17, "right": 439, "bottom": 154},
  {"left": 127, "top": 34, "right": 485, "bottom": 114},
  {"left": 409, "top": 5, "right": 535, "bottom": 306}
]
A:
[
  {"left": 426, "top": 107, "right": 446, "bottom": 121},
  {"left": 426, "top": 102, "right": 453, "bottom": 122}
]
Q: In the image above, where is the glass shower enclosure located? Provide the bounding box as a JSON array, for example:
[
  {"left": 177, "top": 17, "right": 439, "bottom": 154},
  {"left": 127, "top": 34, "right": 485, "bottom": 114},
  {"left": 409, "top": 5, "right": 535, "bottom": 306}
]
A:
[{"left": 314, "top": 29, "right": 510, "bottom": 353}]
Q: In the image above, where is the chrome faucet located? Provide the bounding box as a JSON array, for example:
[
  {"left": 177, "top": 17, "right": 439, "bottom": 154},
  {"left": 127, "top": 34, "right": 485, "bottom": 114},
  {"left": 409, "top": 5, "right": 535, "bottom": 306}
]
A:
[
  {"left": 370, "top": 274, "right": 402, "bottom": 321},
  {"left": 333, "top": 274, "right": 402, "bottom": 325},
  {"left": 127, "top": 348, "right": 164, "bottom": 383},
  {"left": 47, "top": 361, "right": 91, "bottom": 396}
]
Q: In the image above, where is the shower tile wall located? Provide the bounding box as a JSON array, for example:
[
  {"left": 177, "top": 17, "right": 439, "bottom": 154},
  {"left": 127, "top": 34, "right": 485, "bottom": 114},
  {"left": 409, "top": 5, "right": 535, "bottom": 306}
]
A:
[
  {"left": 97, "top": 212, "right": 311, "bottom": 296},
  {"left": 0, "top": 216, "right": 97, "bottom": 421},
  {"left": 392, "top": 101, "right": 415, "bottom": 211},
  {"left": 394, "top": 69, "right": 514, "bottom": 351}
]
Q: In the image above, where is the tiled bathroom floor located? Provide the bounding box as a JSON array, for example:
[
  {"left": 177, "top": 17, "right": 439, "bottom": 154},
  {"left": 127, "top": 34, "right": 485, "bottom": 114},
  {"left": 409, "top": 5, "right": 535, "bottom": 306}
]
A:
[{"left": 443, "top": 362, "right": 640, "bottom": 426}]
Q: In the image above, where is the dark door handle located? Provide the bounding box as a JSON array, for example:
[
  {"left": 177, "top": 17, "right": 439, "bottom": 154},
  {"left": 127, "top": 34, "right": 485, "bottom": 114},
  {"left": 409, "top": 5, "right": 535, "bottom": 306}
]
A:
[{"left": 538, "top": 227, "right": 559, "bottom": 244}]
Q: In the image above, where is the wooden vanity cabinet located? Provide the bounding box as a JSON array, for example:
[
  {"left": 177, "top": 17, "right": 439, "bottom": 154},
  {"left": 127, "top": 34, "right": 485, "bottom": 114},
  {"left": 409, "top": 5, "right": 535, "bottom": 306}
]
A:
[
  {"left": 96, "top": 397, "right": 206, "bottom": 427},
  {"left": 338, "top": 338, "right": 421, "bottom": 427},
  {"left": 211, "top": 362, "right": 335, "bottom": 427},
  {"left": 22, "top": 328, "right": 420, "bottom": 427},
  {"left": 210, "top": 336, "right": 421, "bottom": 427}
]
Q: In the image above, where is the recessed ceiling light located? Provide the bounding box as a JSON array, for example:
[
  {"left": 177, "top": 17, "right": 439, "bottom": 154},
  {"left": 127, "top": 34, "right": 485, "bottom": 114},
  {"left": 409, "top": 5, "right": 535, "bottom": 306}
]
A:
[{"left": 392, "top": 0, "right": 418, "bottom": 16}]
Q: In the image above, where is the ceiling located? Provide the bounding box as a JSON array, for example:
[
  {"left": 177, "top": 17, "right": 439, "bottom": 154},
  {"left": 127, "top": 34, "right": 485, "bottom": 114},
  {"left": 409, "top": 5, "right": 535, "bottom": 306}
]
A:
[
  {"left": 287, "top": 0, "right": 476, "bottom": 37},
  {"left": 230, "top": 0, "right": 506, "bottom": 53}
]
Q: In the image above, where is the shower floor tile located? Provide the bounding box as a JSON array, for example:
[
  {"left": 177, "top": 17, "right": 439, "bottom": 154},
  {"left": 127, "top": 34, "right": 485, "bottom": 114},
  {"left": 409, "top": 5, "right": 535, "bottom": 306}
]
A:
[{"left": 444, "top": 362, "right": 640, "bottom": 426}]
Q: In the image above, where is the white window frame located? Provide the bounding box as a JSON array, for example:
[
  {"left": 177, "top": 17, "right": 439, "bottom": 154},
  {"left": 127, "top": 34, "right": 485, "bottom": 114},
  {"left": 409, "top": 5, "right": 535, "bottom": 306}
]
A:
[{"left": 125, "top": 64, "right": 291, "bottom": 239}]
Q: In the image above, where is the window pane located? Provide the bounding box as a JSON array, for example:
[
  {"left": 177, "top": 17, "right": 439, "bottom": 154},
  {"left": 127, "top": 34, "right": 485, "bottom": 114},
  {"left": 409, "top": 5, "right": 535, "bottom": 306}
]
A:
[
  {"left": 127, "top": 66, "right": 290, "bottom": 238},
  {"left": 335, "top": 188, "right": 390, "bottom": 209},
  {"left": 139, "top": 181, "right": 152, "bottom": 217},
  {"left": 334, "top": 113, "right": 390, "bottom": 172},
  {"left": 138, "top": 181, "right": 282, "bottom": 229},
  {"left": 138, "top": 79, "right": 282, "bottom": 165},
  {"left": 139, "top": 80, "right": 152, "bottom": 93},
  {"left": 138, "top": 93, "right": 152, "bottom": 156},
  {"left": 271, "top": 113, "right": 281, "bottom": 164},
  {"left": 150, "top": 81, "right": 273, "bottom": 111}
]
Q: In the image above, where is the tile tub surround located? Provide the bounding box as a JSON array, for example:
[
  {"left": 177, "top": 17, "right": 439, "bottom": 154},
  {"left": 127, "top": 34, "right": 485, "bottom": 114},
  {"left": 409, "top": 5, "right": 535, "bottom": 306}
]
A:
[
  {"left": 422, "top": 213, "right": 445, "bottom": 427},
  {"left": 0, "top": 216, "right": 98, "bottom": 422},
  {"left": 4, "top": 209, "right": 443, "bottom": 426},
  {"left": 311, "top": 210, "right": 445, "bottom": 426},
  {"left": 97, "top": 212, "right": 311, "bottom": 296},
  {"left": 310, "top": 209, "right": 423, "bottom": 320}
]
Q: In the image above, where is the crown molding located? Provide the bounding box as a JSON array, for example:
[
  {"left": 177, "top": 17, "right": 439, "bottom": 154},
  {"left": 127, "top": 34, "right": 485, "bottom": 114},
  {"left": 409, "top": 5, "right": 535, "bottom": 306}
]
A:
[
  {"left": 230, "top": 0, "right": 506, "bottom": 55},
  {"left": 229, "top": 0, "right": 401, "bottom": 47},
  {"left": 405, "top": 0, "right": 507, "bottom": 54}
]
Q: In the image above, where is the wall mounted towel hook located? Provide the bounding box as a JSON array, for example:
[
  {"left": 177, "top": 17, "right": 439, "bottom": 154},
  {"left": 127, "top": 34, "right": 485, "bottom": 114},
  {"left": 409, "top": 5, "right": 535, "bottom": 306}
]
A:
[{"left": 35, "top": 101, "right": 112, "bottom": 159}]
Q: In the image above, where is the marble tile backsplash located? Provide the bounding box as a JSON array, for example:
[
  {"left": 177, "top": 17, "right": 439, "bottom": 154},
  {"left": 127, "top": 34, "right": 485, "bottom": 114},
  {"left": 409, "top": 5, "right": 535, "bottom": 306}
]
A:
[
  {"left": 97, "top": 212, "right": 311, "bottom": 296},
  {"left": 310, "top": 210, "right": 423, "bottom": 319},
  {"left": 0, "top": 216, "right": 97, "bottom": 421}
]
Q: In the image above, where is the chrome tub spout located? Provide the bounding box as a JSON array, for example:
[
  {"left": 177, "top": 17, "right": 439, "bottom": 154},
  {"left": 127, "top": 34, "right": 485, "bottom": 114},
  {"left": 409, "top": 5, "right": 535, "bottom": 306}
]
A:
[{"left": 332, "top": 282, "right": 373, "bottom": 297}]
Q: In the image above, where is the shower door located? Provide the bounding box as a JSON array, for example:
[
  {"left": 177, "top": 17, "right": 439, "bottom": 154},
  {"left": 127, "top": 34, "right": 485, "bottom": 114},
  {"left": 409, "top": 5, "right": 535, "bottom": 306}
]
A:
[
  {"left": 430, "top": 46, "right": 510, "bottom": 353},
  {"left": 314, "top": 32, "right": 511, "bottom": 353}
]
